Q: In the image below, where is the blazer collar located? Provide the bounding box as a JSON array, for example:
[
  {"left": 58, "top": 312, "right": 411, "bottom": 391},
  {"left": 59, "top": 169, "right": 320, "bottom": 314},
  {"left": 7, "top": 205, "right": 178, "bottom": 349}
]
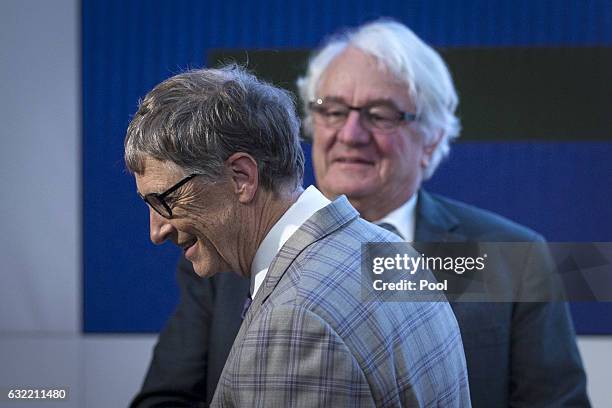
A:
[
  {"left": 243, "top": 195, "right": 359, "bottom": 325},
  {"left": 214, "top": 195, "right": 359, "bottom": 403},
  {"left": 415, "top": 190, "right": 464, "bottom": 242}
]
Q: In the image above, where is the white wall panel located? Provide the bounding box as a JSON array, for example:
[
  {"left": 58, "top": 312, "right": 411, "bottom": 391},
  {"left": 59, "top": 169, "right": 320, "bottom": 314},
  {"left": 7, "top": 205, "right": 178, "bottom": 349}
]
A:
[
  {"left": 0, "top": 336, "right": 82, "bottom": 407},
  {"left": 0, "top": 0, "right": 79, "bottom": 333},
  {"left": 83, "top": 335, "right": 156, "bottom": 408},
  {"left": 578, "top": 336, "right": 612, "bottom": 407}
]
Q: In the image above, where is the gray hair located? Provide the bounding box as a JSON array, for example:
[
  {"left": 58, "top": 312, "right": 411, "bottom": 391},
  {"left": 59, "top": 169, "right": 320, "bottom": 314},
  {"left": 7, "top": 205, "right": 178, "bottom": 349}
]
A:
[
  {"left": 297, "top": 19, "right": 460, "bottom": 179},
  {"left": 125, "top": 65, "right": 304, "bottom": 192}
]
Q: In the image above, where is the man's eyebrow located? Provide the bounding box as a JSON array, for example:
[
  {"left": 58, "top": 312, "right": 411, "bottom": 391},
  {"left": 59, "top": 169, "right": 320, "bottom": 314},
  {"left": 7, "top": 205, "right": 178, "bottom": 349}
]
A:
[
  {"left": 361, "top": 98, "right": 400, "bottom": 108},
  {"left": 320, "top": 95, "right": 400, "bottom": 108},
  {"left": 322, "top": 95, "right": 347, "bottom": 103}
]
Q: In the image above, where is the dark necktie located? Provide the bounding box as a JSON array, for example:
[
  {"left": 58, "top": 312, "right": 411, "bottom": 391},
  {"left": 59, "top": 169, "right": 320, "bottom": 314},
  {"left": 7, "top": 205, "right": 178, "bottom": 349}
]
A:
[
  {"left": 377, "top": 222, "right": 404, "bottom": 240},
  {"left": 241, "top": 295, "right": 252, "bottom": 320}
]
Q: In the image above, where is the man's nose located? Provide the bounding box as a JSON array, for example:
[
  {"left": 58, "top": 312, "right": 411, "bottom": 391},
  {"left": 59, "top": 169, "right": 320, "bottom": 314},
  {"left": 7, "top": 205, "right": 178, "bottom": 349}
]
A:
[
  {"left": 337, "top": 111, "right": 370, "bottom": 145},
  {"left": 149, "top": 209, "right": 175, "bottom": 245}
]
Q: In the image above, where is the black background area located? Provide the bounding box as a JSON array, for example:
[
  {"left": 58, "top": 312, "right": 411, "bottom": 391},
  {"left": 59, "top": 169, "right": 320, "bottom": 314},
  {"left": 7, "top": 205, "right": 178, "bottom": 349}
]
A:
[{"left": 209, "top": 47, "right": 612, "bottom": 141}]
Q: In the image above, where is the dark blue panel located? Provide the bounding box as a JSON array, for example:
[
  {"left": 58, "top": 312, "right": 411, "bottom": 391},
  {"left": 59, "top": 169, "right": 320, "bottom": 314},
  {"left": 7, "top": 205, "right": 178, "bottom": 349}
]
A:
[
  {"left": 83, "top": 0, "right": 612, "bottom": 332},
  {"left": 569, "top": 303, "right": 612, "bottom": 335},
  {"left": 425, "top": 142, "right": 612, "bottom": 242}
]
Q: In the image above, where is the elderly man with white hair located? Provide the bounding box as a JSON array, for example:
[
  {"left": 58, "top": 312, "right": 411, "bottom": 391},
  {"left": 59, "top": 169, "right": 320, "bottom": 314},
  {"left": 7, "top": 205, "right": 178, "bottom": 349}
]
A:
[{"left": 132, "top": 19, "right": 589, "bottom": 408}]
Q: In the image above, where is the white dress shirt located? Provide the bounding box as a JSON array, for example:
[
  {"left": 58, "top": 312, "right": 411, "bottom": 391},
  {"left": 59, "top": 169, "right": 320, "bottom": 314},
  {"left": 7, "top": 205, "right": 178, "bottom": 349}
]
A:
[{"left": 250, "top": 186, "right": 331, "bottom": 297}]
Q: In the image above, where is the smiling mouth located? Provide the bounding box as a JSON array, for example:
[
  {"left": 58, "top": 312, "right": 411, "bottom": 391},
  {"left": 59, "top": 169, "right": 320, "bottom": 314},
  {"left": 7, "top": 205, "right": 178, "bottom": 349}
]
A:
[
  {"left": 181, "top": 239, "right": 197, "bottom": 253},
  {"left": 333, "top": 157, "right": 375, "bottom": 165}
]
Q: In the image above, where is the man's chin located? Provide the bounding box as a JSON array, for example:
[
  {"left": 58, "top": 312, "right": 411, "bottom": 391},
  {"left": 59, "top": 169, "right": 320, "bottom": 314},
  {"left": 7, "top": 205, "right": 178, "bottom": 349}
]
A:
[
  {"left": 323, "top": 180, "right": 377, "bottom": 200},
  {"left": 191, "top": 262, "right": 217, "bottom": 278}
]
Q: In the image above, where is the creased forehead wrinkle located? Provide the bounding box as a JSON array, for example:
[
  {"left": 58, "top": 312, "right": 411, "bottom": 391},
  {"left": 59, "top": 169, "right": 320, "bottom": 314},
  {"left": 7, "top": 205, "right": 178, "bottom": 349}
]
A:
[{"left": 125, "top": 65, "right": 305, "bottom": 191}]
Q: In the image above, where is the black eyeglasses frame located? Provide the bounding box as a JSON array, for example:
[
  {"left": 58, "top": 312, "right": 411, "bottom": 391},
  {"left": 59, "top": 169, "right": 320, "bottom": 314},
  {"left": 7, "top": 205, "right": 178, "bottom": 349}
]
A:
[
  {"left": 138, "top": 173, "right": 199, "bottom": 219},
  {"left": 308, "top": 98, "right": 417, "bottom": 132}
]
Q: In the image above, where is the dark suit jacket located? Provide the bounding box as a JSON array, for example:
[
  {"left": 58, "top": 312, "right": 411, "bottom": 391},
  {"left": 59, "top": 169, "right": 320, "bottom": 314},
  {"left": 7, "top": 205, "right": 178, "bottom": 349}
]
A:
[{"left": 131, "top": 190, "right": 589, "bottom": 407}]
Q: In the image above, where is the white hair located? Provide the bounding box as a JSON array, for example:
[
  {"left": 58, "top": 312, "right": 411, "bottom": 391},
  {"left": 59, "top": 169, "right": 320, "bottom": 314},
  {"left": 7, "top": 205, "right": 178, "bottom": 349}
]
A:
[{"left": 297, "top": 19, "right": 460, "bottom": 179}]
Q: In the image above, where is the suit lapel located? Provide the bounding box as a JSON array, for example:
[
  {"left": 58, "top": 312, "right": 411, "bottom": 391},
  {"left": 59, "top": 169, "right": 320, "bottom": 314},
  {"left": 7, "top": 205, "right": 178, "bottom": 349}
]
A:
[
  {"left": 415, "top": 190, "right": 489, "bottom": 300},
  {"left": 415, "top": 190, "right": 464, "bottom": 242},
  {"left": 243, "top": 195, "right": 359, "bottom": 325},
  {"left": 213, "top": 196, "right": 358, "bottom": 404},
  {"left": 219, "top": 194, "right": 359, "bottom": 388}
]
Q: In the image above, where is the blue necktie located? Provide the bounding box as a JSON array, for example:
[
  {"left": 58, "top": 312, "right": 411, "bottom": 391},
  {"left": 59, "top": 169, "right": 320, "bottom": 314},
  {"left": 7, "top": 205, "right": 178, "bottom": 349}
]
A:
[{"left": 241, "top": 295, "right": 252, "bottom": 320}]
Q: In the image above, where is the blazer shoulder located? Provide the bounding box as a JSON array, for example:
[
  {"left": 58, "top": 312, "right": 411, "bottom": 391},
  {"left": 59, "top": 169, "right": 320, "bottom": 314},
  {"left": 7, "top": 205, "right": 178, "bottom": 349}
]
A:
[{"left": 425, "top": 192, "right": 544, "bottom": 242}]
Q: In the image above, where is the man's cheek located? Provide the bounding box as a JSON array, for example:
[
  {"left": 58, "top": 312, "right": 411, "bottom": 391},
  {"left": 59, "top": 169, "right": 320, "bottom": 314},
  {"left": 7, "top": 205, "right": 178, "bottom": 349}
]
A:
[{"left": 373, "top": 134, "right": 398, "bottom": 153}]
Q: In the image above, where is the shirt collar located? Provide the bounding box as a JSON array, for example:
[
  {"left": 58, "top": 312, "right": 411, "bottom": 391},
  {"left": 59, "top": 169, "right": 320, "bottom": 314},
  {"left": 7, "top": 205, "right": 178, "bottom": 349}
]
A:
[
  {"left": 373, "top": 193, "right": 417, "bottom": 242},
  {"left": 250, "top": 185, "right": 331, "bottom": 297}
]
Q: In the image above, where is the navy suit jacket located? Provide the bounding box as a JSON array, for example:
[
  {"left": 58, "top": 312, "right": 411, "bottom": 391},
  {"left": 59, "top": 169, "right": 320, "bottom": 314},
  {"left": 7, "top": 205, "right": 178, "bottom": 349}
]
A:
[{"left": 131, "top": 190, "right": 589, "bottom": 407}]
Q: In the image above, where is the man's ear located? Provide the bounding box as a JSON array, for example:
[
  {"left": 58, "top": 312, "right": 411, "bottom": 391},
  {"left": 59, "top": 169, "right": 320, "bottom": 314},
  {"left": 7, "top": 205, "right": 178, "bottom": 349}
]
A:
[
  {"left": 226, "top": 152, "right": 259, "bottom": 204},
  {"left": 421, "top": 130, "right": 443, "bottom": 169}
]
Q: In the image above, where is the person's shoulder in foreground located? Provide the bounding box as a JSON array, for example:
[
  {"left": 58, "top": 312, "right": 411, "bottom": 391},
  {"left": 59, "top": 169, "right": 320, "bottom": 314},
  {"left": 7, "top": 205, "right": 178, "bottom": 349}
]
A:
[{"left": 212, "top": 195, "right": 471, "bottom": 407}]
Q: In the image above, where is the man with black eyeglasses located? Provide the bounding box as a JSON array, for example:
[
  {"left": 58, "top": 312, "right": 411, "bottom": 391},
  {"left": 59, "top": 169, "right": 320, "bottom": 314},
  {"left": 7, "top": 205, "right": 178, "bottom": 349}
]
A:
[{"left": 132, "top": 19, "right": 589, "bottom": 408}]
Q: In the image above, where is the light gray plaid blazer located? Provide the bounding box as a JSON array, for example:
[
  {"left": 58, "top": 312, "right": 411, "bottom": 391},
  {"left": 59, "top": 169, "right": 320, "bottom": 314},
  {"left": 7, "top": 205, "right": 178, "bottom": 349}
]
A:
[{"left": 211, "top": 196, "right": 471, "bottom": 407}]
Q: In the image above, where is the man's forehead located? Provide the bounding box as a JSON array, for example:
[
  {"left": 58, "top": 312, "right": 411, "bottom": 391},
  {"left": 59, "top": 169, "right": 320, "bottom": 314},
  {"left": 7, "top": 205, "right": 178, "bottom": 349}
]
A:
[
  {"left": 134, "top": 156, "right": 184, "bottom": 194},
  {"left": 318, "top": 48, "right": 411, "bottom": 107}
]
